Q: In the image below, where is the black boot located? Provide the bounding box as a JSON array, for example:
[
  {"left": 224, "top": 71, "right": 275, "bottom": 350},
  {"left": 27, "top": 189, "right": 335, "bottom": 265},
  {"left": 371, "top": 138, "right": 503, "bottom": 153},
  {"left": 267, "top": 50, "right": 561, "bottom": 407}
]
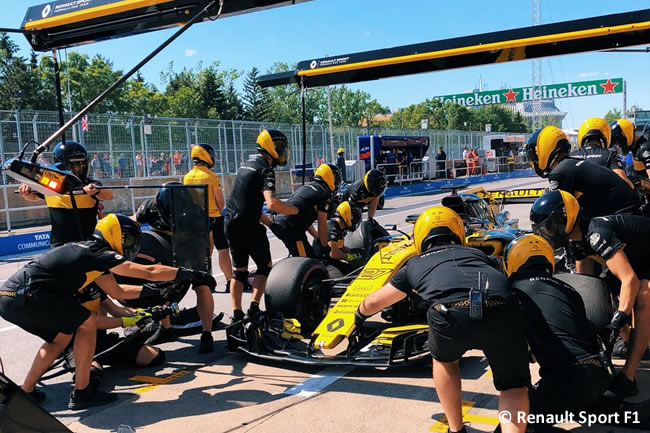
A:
[
  {"left": 198, "top": 331, "right": 214, "bottom": 354},
  {"left": 68, "top": 386, "right": 117, "bottom": 410}
]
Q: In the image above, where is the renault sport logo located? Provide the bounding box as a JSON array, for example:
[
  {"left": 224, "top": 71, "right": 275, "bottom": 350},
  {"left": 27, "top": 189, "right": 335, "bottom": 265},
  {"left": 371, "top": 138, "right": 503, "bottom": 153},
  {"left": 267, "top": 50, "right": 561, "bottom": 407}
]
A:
[
  {"left": 41, "top": 4, "right": 52, "bottom": 18},
  {"left": 310, "top": 60, "right": 318, "bottom": 69}
]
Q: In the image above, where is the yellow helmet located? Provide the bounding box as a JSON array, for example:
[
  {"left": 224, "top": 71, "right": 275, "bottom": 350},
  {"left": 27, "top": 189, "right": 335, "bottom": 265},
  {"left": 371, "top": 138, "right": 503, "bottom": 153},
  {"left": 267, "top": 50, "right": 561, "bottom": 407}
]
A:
[
  {"left": 526, "top": 126, "right": 570, "bottom": 178},
  {"left": 577, "top": 117, "right": 611, "bottom": 148},
  {"left": 413, "top": 206, "right": 465, "bottom": 254},
  {"left": 335, "top": 201, "right": 362, "bottom": 231},
  {"left": 191, "top": 143, "right": 215, "bottom": 168},
  {"left": 529, "top": 190, "right": 580, "bottom": 249},
  {"left": 314, "top": 163, "right": 342, "bottom": 192},
  {"left": 257, "top": 129, "right": 289, "bottom": 167},
  {"left": 503, "top": 234, "right": 555, "bottom": 277},
  {"left": 610, "top": 119, "right": 636, "bottom": 153},
  {"left": 337, "top": 147, "right": 345, "bottom": 154},
  {"left": 93, "top": 214, "right": 142, "bottom": 261}
]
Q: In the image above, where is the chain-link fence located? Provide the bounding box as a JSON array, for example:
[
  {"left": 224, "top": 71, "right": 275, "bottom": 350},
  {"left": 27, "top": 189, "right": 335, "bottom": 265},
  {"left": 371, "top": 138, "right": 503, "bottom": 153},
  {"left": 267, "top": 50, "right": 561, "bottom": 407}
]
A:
[{"left": 0, "top": 110, "right": 530, "bottom": 181}]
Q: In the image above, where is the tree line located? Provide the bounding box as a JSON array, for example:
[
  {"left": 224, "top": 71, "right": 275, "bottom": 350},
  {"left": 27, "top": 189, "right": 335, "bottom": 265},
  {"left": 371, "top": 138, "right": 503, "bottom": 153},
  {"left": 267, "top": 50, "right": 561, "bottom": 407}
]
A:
[{"left": 1, "top": 32, "right": 538, "bottom": 132}]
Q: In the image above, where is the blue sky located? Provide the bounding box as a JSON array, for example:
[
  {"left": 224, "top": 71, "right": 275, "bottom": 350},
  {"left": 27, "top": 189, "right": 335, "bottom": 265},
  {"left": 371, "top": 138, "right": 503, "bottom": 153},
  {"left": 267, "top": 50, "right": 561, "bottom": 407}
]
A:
[{"left": 2, "top": 0, "right": 649, "bottom": 129}]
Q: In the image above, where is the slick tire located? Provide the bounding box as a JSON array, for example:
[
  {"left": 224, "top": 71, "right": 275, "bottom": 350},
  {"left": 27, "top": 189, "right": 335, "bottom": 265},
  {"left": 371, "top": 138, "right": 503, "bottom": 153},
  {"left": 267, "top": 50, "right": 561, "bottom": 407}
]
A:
[
  {"left": 265, "top": 257, "right": 331, "bottom": 333},
  {"left": 554, "top": 273, "right": 612, "bottom": 330}
]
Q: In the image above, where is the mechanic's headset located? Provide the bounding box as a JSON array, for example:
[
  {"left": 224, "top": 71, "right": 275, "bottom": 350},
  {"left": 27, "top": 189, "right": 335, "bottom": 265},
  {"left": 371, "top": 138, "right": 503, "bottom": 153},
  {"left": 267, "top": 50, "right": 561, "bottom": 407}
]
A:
[
  {"left": 526, "top": 126, "right": 571, "bottom": 178},
  {"left": 257, "top": 129, "right": 289, "bottom": 167},
  {"left": 191, "top": 143, "right": 216, "bottom": 168},
  {"left": 529, "top": 190, "right": 580, "bottom": 249},
  {"left": 578, "top": 117, "right": 611, "bottom": 149},
  {"left": 503, "top": 234, "right": 555, "bottom": 277},
  {"left": 610, "top": 119, "right": 636, "bottom": 153},
  {"left": 314, "top": 163, "right": 342, "bottom": 192},
  {"left": 363, "top": 169, "right": 388, "bottom": 196},
  {"left": 335, "top": 201, "right": 362, "bottom": 231},
  {"left": 413, "top": 206, "right": 465, "bottom": 254},
  {"left": 94, "top": 214, "right": 142, "bottom": 261}
]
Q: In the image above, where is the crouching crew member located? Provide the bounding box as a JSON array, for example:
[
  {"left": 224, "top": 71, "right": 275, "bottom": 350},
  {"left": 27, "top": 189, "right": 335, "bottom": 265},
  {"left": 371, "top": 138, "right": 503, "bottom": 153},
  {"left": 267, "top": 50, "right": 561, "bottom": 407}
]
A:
[
  {"left": 313, "top": 201, "right": 362, "bottom": 274},
  {"left": 342, "top": 169, "right": 387, "bottom": 219},
  {"left": 184, "top": 143, "right": 234, "bottom": 291},
  {"left": 354, "top": 206, "right": 530, "bottom": 433},
  {"left": 18, "top": 140, "right": 113, "bottom": 247},
  {"left": 504, "top": 234, "right": 610, "bottom": 429},
  {"left": 527, "top": 126, "right": 639, "bottom": 218},
  {"left": 531, "top": 190, "right": 650, "bottom": 399},
  {"left": 269, "top": 163, "right": 341, "bottom": 257},
  {"left": 126, "top": 183, "right": 218, "bottom": 353},
  {"left": 0, "top": 214, "right": 211, "bottom": 409},
  {"left": 225, "top": 129, "right": 298, "bottom": 322},
  {"left": 611, "top": 119, "right": 649, "bottom": 179}
]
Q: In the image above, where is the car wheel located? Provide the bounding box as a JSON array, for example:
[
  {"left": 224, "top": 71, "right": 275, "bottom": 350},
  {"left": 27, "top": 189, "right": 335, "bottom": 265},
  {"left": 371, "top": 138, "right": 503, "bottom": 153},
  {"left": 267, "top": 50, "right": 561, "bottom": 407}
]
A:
[
  {"left": 265, "top": 257, "right": 331, "bottom": 333},
  {"left": 554, "top": 273, "right": 612, "bottom": 330}
]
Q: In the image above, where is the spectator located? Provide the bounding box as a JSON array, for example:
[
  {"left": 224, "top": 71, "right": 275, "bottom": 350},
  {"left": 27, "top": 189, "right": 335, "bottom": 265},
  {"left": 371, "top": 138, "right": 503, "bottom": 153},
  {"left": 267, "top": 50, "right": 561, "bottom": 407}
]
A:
[
  {"left": 435, "top": 145, "right": 447, "bottom": 179},
  {"left": 102, "top": 153, "right": 111, "bottom": 178},
  {"left": 462, "top": 146, "right": 469, "bottom": 161},
  {"left": 173, "top": 151, "right": 182, "bottom": 175},
  {"left": 136, "top": 152, "right": 144, "bottom": 177},
  {"left": 117, "top": 154, "right": 127, "bottom": 178},
  {"left": 160, "top": 152, "right": 169, "bottom": 176},
  {"left": 467, "top": 148, "right": 479, "bottom": 175},
  {"left": 91, "top": 154, "right": 103, "bottom": 179}
]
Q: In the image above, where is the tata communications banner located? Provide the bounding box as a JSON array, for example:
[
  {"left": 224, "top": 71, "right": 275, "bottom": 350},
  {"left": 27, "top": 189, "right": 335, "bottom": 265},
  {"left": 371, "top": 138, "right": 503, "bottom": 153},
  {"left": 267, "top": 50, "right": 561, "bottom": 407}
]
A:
[{"left": 433, "top": 78, "right": 623, "bottom": 107}]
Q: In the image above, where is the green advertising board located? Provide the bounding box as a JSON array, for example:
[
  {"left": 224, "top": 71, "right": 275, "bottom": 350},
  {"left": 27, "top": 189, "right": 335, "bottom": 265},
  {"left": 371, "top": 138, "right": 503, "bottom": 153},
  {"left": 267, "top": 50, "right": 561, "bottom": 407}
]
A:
[{"left": 433, "top": 78, "right": 623, "bottom": 107}]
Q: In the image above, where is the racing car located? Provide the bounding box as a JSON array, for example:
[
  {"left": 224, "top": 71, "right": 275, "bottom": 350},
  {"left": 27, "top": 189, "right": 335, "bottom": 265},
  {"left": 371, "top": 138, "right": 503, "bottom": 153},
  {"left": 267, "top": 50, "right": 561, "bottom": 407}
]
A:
[{"left": 225, "top": 184, "right": 607, "bottom": 368}]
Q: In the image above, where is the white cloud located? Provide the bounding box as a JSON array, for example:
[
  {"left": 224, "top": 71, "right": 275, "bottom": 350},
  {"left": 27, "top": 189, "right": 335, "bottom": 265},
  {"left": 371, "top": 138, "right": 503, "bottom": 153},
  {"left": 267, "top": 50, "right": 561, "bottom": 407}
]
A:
[
  {"left": 578, "top": 72, "right": 599, "bottom": 78},
  {"left": 185, "top": 49, "right": 198, "bottom": 57}
]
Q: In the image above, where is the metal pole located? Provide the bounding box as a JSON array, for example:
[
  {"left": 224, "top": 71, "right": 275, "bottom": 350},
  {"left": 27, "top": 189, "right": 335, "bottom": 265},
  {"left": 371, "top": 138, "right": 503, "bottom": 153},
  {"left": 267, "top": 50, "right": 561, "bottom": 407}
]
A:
[
  {"left": 129, "top": 118, "right": 137, "bottom": 177},
  {"left": 622, "top": 80, "right": 627, "bottom": 119},
  {"left": 0, "top": 130, "right": 11, "bottom": 232},
  {"left": 32, "top": 0, "right": 222, "bottom": 159},
  {"left": 327, "top": 86, "right": 335, "bottom": 162},
  {"left": 168, "top": 124, "right": 173, "bottom": 174},
  {"left": 15, "top": 110, "right": 23, "bottom": 154},
  {"left": 301, "top": 80, "right": 307, "bottom": 185},
  {"left": 107, "top": 119, "right": 114, "bottom": 177}
]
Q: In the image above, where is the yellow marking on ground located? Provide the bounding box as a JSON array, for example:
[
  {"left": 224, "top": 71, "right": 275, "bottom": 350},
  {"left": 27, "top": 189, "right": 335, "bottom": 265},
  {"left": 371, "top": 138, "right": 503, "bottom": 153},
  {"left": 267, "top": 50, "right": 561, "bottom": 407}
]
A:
[
  {"left": 430, "top": 401, "right": 475, "bottom": 432},
  {"left": 464, "top": 414, "right": 500, "bottom": 426},
  {"left": 130, "top": 370, "right": 189, "bottom": 393}
]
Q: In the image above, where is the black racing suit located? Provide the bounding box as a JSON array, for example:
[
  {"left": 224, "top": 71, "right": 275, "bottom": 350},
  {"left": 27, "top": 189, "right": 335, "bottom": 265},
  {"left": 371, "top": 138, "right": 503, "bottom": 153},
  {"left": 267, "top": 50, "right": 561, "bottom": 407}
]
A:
[
  {"left": 548, "top": 158, "right": 639, "bottom": 218},
  {"left": 224, "top": 155, "right": 275, "bottom": 269},
  {"left": 336, "top": 154, "right": 346, "bottom": 182},
  {"left": 627, "top": 139, "right": 650, "bottom": 179},
  {"left": 573, "top": 214, "right": 650, "bottom": 281},
  {"left": 510, "top": 271, "right": 610, "bottom": 426},
  {"left": 570, "top": 145, "right": 623, "bottom": 171},
  {"left": 44, "top": 177, "right": 102, "bottom": 247},
  {"left": 390, "top": 245, "right": 530, "bottom": 391},
  {"left": 313, "top": 219, "right": 356, "bottom": 274},
  {"left": 0, "top": 241, "right": 126, "bottom": 342},
  {"left": 271, "top": 181, "right": 330, "bottom": 258},
  {"left": 342, "top": 180, "right": 378, "bottom": 208}
]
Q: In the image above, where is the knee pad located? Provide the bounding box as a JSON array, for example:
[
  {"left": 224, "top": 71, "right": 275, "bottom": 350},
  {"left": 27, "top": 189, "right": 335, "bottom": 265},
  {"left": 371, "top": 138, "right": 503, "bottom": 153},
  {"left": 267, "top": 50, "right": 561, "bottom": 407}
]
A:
[
  {"left": 255, "top": 264, "right": 272, "bottom": 278},
  {"left": 149, "top": 349, "right": 166, "bottom": 366},
  {"left": 233, "top": 270, "right": 249, "bottom": 283}
]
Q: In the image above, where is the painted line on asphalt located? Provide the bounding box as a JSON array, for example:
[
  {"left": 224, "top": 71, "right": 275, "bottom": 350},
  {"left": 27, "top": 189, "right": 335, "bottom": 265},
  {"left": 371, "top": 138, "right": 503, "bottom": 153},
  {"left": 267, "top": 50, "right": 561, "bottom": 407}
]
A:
[
  {"left": 130, "top": 370, "right": 190, "bottom": 394},
  {"left": 283, "top": 365, "right": 354, "bottom": 398}
]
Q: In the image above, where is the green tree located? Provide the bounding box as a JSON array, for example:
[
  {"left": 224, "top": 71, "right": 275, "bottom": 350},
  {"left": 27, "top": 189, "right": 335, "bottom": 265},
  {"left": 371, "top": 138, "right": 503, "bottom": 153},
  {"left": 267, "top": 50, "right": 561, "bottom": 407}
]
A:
[
  {"left": 165, "top": 86, "right": 204, "bottom": 118},
  {"left": 242, "top": 67, "right": 269, "bottom": 121},
  {"left": 604, "top": 108, "right": 622, "bottom": 124},
  {"left": 222, "top": 81, "right": 244, "bottom": 120},
  {"left": 265, "top": 62, "right": 324, "bottom": 124}
]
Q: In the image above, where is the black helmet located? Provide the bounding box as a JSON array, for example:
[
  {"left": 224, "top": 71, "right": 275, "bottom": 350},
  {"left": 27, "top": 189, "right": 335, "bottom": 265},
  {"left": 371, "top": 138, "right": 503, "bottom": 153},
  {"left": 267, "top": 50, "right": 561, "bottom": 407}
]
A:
[
  {"left": 526, "top": 126, "right": 570, "bottom": 178},
  {"left": 53, "top": 140, "right": 89, "bottom": 178},
  {"left": 529, "top": 190, "right": 580, "bottom": 249},
  {"left": 257, "top": 129, "right": 289, "bottom": 167},
  {"left": 155, "top": 182, "right": 185, "bottom": 229},
  {"left": 610, "top": 119, "right": 636, "bottom": 153},
  {"left": 191, "top": 143, "right": 216, "bottom": 168},
  {"left": 314, "top": 163, "right": 342, "bottom": 192},
  {"left": 363, "top": 169, "right": 388, "bottom": 196},
  {"left": 335, "top": 201, "right": 362, "bottom": 231},
  {"left": 93, "top": 214, "right": 142, "bottom": 261}
]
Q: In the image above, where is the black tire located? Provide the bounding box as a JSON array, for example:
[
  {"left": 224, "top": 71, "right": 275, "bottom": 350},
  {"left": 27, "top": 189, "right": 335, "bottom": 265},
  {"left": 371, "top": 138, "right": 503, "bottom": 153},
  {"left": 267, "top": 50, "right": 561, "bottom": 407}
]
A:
[
  {"left": 554, "top": 273, "right": 612, "bottom": 330},
  {"left": 265, "top": 257, "right": 331, "bottom": 333},
  {"left": 377, "top": 195, "right": 385, "bottom": 210}
]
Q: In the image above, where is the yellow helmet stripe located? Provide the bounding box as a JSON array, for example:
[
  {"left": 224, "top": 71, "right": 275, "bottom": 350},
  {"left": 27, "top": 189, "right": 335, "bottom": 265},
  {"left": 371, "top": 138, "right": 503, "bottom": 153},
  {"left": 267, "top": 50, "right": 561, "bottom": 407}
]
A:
[{"left": 257, "top": 130, "right": 280, "bottom": 160}]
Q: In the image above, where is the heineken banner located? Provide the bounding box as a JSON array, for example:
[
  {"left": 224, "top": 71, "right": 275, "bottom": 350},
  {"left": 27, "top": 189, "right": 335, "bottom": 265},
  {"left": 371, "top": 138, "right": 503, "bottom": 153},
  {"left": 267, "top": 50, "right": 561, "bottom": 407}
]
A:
[{"left": 433, "top": 78, "right": 623, "bottom": 107}]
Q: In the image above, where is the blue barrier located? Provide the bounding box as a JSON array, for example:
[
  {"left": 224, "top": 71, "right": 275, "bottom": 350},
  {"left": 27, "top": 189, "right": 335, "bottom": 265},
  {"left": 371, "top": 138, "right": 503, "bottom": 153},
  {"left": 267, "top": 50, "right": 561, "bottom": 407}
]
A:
[
  {"left": 1, "top": 171, "right": 535, "bottom": 258},
  {"left": 383, "top": 170, "right": 535, "bottom": 198},
  {"left": 0, "top": 224, "right": 152, "bottom": 258}
]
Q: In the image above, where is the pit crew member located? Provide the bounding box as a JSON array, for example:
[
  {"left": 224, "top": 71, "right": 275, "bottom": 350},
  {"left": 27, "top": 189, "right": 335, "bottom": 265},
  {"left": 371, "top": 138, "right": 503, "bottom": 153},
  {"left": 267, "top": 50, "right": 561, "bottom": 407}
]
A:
[
  {"left": 313, "top": 200, "right": 363, "bottom": 274},
  {"left": 224, "top": 129, "right": 298, "bottom": 323},
  {"left": 354, "top": 206, "right": 530, "bottom": 433},
  {"left": 342, "top": 169, "right": 387, "bottom": 219}
]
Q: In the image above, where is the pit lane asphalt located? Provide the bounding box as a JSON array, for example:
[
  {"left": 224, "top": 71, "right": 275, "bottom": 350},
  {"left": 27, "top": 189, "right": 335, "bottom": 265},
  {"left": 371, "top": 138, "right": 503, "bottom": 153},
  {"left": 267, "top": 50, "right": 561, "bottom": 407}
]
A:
[{"left": 1, "top": 176, "right": 648, "bottom": 433}]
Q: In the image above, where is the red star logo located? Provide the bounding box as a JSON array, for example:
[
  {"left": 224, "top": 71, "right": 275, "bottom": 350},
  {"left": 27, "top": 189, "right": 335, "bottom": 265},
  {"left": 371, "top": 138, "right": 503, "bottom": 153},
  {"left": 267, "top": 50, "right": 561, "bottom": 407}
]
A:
[
  {"left": 599, "top": 79, "right": 619, "bottom": 94},
  {"left": 503, "top": 88, "right": 519, "bottom": 103}
]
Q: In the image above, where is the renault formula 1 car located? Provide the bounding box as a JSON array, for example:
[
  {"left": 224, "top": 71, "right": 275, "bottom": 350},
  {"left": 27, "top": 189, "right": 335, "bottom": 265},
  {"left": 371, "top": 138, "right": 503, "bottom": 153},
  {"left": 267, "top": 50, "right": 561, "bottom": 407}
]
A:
[{"left": 225, "top": 185, "right": 553, "bottom": 367}]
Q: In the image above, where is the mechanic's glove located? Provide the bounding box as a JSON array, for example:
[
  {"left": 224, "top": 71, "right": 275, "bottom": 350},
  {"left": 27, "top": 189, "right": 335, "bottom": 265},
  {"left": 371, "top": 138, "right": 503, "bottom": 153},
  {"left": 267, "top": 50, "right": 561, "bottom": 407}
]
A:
[
  {"left": 354, "top": 308, "right": 370, "bottom": 329},
  {"left": 346, "top": 252, "right": 362, "bottom": 262},
  {"left": 319, "top": 245, "right": 331, "bottom": 259},
  {"left": 606, "top": 311, "right": 632, "bottom": 334},
  {"left": 121, "top": 311, "right": 153, "bottom": 328},
  {"left": 175, "top": 267, "right": 211, "bottom": 283}
]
